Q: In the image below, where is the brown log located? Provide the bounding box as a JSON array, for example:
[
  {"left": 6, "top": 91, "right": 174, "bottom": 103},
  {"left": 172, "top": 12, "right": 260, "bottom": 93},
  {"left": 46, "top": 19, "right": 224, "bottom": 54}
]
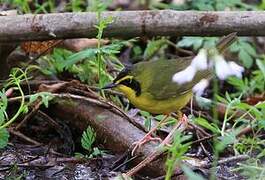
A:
[
  {"left": 49, "top": 93, "right": 166, "bottom": 177},
  {"left": 1, "top": 10, "right": 265, "bottom": 42}
]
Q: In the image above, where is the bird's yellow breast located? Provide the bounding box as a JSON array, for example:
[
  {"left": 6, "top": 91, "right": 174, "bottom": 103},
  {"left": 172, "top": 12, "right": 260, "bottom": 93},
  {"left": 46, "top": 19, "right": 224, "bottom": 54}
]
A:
[{"left": 116, "top": 85, "right": 192, "bottom": 114}]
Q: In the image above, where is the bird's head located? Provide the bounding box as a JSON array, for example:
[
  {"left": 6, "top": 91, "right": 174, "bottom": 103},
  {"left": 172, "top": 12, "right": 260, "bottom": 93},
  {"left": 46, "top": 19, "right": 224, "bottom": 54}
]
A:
[{"left": 102, "top": 66, "right": 141, "bottom": 96}]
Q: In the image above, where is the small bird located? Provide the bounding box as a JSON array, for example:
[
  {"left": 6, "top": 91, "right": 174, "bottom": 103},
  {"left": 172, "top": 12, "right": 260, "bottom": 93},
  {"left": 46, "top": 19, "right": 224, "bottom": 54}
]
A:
[{"left": 103, "top": 33, "right": 237, "bottom": 154}]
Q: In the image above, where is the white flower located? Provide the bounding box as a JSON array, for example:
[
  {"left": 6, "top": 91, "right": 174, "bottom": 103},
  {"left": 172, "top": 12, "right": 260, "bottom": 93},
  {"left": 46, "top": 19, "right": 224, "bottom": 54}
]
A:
[
  {"left": 172, "top": 65, "right": 196, "bottom": 84},
  {"left": 191, "top": 49, "right": 208, "bottom": 70},
  {"left": 228, "top": 61, "right": 244, "bottom": 78},
  {"left": 192, "top": 79, "right": 209, "bottom": 96},
  {"left": 172, "top": 47, "right": 244, "bottom": 86},
  {"left": 213, "top": 55, "right": 244, "bottom": 80},
  {"left": 213, "top": 55, "right": 233, "bottom": 80},
  {"left": 172, "top": 49, "right": 207, "bottom": 84}
]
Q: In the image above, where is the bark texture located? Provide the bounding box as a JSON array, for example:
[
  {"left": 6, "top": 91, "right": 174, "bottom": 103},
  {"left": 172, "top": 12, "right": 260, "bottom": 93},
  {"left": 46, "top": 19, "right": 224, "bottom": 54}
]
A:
[
  {"left": 50, "top": 93, "right": 166, "bottom": 177},
  {"left": 0, "top": 10, "right": 265, "bottom": 42}
]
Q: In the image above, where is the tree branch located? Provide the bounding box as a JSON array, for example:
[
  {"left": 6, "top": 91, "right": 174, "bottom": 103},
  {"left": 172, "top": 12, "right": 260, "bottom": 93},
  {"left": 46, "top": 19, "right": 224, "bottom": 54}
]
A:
[{"left": 1, "top": 10, "right": 265, "bottom": 42}]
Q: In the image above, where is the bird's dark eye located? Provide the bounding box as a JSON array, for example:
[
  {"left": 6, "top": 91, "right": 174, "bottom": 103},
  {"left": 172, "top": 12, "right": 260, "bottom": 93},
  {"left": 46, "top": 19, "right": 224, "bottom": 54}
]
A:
[
  {"left": 114, "top": 68, "right": 132, "bottom": 83},
  {"left": 119, "top": 78, "right": 141, "bottom": 96}
]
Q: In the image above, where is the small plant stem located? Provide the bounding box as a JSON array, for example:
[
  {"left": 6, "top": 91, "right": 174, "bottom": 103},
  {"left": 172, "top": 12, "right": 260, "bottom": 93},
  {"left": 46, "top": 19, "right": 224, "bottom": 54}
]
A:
[
  {"left": 221, "top": 105, "right": 230, "bottom": 136},
  {"left": 210, "top": 144, "right": 219, "bottom": 180},
  {"left": 210, "top": 76, "right": 219, "bottom": 180},
  {"left": 212, "top": 77, "right": 219, "bottom": 122},
  {"left": 0, "top": 79, "right": 25, "bottom": 129}
]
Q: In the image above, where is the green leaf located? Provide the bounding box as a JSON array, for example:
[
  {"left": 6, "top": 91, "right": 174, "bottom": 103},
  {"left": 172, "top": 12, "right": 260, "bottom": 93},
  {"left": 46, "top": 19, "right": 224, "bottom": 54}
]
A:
[
  {"left": 91, "top": 147, "right": 105, "bottom": 157},
  {"left": 139, "top": 111, "right": 151, "bottom": 117},
  {"left": 256, "top": 59, "right": 265, "bottom": 79},
  {"left": 0, "top": 90, "right": 8, "bottom": 125},
  {"left": 194, "top": 117, "right": 219, "bottom": 133},
  {"left": 239, "top": 49, "right": 253, "bottom": 68},
  {"left": 0, "top": 109, "right": 5, "bottom": 125},
  {"left": 154, "top": 114, "right": 165, "bottom": 121},
  {"left": 216, "top": 94, "right": 228, "bottom": 104},
  {"left": 81, "top": 126, "right": 96, "bottom": 151},
  {"left": 144, "top": 118, "right": 151, "bottom": 131},
  {"left": 64, "top": 48, "right": 96, "bottom": 69},
  {"left": 194, "top": 96, "right": 213, "bottom": 110},
  {"left": 256, "top": 101, "right": 265, "bottom": 109},
  {"left": 215, "top": 2, "right": 226, "bottom": 10},
  {"left": 29, "top": 94, "right": 38, "bottom": 104},
  {"left": 0, "top": 128, "right": 9, "bottom": 148},
  {"left": 227, "top": 76, "right": 248, "bottom": 93},
  {"left": 203, "top": 37, "right": 218, "bottom": 48},
  {"left": 240, "top": 41, "right": 257, "bottom": 57},
  {"left": 41, "top": 93, "right": 53, "bottom": 108},
  {"left": 193, "top": 38, "right": 204, "bottom": 50},
  {"left": 0, "top": 90, "right": 8, "bottom": 109},
  {"left": 215, "top": 132, "right": 236, "bottom": 152},
  {"left": 74, "top": 152, "right": 85, "bottom": 159},
  {"left": 181, "top": 165, "right": 206, "bottom": 180},
  {"left": 177, "top": 37, "right": 203, "bottom": 50},
  {"left": 29, "top": 92, "right": 54, "bottom": 108},
  {"left": 191, "top": 0, "right": 214, "bottom": 10},
  {"left": 229, "top": 42, "right": 240, "bottom": 52},
  {"left": 143, "top": 39, "right": 167, "bottom": 60}
]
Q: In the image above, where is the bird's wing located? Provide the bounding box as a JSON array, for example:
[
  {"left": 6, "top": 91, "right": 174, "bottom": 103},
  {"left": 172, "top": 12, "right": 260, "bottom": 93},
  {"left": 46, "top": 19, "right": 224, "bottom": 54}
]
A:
[{"left": 146, "top": 58, "right": 212, "bottom": 100}]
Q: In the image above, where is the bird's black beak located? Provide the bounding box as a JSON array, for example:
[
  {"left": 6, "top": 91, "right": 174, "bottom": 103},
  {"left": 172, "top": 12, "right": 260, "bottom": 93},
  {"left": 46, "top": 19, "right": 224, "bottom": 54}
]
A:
[{"left": 101, "top": 83, "right": 117, "bottom": 89}]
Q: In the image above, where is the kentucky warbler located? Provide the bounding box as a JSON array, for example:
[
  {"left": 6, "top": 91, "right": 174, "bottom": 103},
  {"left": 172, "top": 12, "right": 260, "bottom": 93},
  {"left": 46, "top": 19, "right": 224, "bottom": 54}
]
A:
[{"left": 103, "top": 33, "right": 237, "bottom": 153}]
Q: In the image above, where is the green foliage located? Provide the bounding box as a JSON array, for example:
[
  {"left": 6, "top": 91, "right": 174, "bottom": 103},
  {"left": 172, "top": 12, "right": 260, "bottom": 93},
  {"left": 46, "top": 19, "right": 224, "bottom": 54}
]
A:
[
  {"left": 3, "top": 1, "right": 265, "bottom": 179},
  {"left": 230, "top": 38, "right": 257, "bottom": 68},
  {"left": 67, "top": 0, "right": 86, "bottom": 12},
  {"left": 228, "top": 59, "right": 265, "bottom": 96},
  {"left": 143, "top": 38, "right": 168, "bottom": 60},
  {"left": 29, "top": 92, "right": 53, "bottom": 108},
  {"left": 39, "top": 49, "right": 73, "bottom": 75},
  {"left": 139, "top": 111, "right": 152, "bottom": 131},
  {"left": 0, "top": 68, "right": 54, "bottom": 149},
  {"left": 139, "top": 111, "right": 175, "bottom": 130},
  {"left": 7, "top": 0, "right": 31, "bottom": 13},
  {"left": 213, "top": 92, "right": 265, "bottom": 155},
  {"left": 190, "top": 0, "right": 254, "bottom": 11},
  {"left": 4, "top": 0, "right": 111, "bottom": 13},
  {"left": 169, "top": 0, "right": 255, "bottom": 11},
  {"left": 81, "top": 126, "right": 96, "bottom": 151},
  {"left": 0, "top": 68, "right": 28, "bottom": 148},
  {"left": 235, "top": 136, "right": 265, "bottom": 155},
  {"left": 0, "top": 128, "right": 9, "bottom": 149},
  {"left": 39, "top": 40, "right": 127, "bottom": 85},
  {"left": 164, "top": 131, "right": 191, "bottom": 180},
  {"left": 181, "top": 165, "right": 205, "bottom": 180},
  {"left": 235, "top": 159, "right": 265, "bottom": 180},
  {"left": 193, "top": 117, "right": 220, "bottom": 134},
  {"left": 215, "top": 131, "right": 237, "bottom": 152},
  {"left": 178, "top": 36, "right": 258, "bottom": 68},
  {"left": 79, "top": 126, "right": 104, "bottom": 158},
  {"left": 0, "top": 68, "right": 27, "bottom": 132},
  {"left": 63, "top": 42, "right": 127, "bottom": 69},
  {"left": 177, "top": 37, "right": 218, "bottom": 50},
  {"left": 259, "top": 0, "right": 265, "bottom": 10}
]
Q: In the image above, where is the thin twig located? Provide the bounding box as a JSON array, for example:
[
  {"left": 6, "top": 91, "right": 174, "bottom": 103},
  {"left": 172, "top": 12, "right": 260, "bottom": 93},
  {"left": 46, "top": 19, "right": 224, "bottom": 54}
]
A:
[{"left": 8, "top": 128, "right": 42, "bottom": 146}]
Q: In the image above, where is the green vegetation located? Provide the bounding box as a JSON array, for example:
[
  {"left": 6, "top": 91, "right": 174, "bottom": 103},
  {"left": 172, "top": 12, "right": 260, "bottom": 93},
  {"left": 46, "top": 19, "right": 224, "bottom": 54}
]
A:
[
  {"left": 1, "top": 0, "right": 265, "bottom": 179},
  {"left": 0, "top": 68, "right": 53, "bottom": 148}
]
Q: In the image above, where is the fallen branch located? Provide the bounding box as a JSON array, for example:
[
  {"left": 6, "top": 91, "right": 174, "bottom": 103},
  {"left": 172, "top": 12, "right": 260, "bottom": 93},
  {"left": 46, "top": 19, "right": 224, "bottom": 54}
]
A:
[
  {"left": 49, "top": 93, "right": 166, "bottom": 177},
  {"left": 1, "top": 10, "right": 265, "bottom": 42}
]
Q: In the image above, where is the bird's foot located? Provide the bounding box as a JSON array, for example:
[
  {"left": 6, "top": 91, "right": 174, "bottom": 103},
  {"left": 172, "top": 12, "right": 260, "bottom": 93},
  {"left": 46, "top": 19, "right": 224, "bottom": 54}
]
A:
[
  {"left": 160, "top": 114, "right": 189, "bottom": 147},
  {"left": 179, "top": 114, "right": 188, "bottom": 126},
  {"left": 131, "top": 133, "right": 162, "bottom": 156}
]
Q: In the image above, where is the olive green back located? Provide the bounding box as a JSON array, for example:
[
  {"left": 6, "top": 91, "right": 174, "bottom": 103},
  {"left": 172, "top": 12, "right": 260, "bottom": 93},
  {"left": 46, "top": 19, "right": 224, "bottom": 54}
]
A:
[{"left": 131, "top": 58, "right": 212, "bottom": 100}]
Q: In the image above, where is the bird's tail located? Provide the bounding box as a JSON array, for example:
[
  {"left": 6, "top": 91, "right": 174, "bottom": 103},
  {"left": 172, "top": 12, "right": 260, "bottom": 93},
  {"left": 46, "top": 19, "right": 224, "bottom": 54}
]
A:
[{"left": 216, "top": 32, "right": 237, "bottom": 54}]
